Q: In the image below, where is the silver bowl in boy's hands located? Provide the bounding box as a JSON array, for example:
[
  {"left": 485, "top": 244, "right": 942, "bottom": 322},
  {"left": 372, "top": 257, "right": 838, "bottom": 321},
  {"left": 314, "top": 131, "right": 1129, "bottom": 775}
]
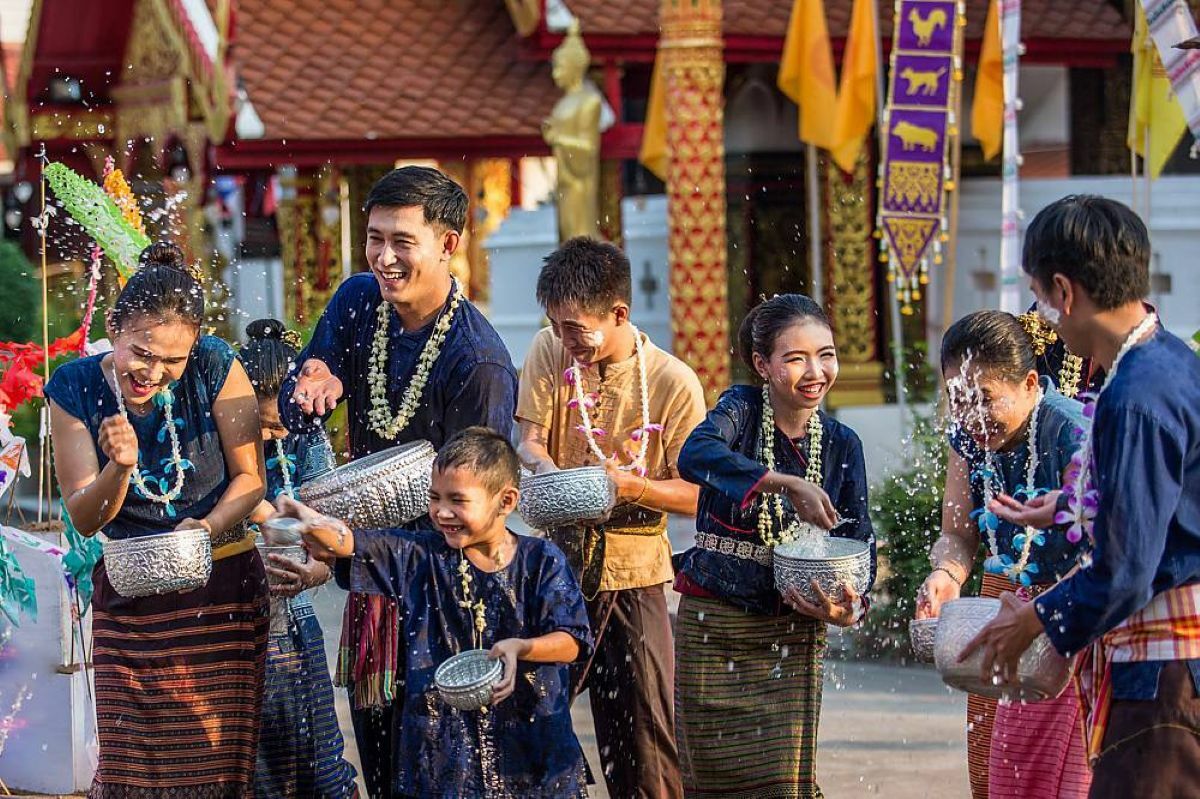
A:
[
  {"left": 435, "top": 649, "right": 504, "bottom": 711},
  {"left": 518, "top": 466, "right": 616, "bottom": 529},
  {"left": 909, "top": 617, "right": 939, "bottom": 663},
  {"left": 773, "top": 536, "right": 872, "bottom": 607},
  {"left": 298, "top": 440, "right": 435, "bottom": 529},
  {"left": 104, "top": 528, "right": 213, "bottom": 598}
]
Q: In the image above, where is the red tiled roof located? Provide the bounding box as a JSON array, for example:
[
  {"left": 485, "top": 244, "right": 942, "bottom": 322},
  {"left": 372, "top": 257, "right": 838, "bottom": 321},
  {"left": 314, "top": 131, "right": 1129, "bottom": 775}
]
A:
[
  {"left": 568, "top": 0, "right": 1130, "bottom": 41},
  {"left": 236, "top": 0, "right": 559, "bottom": 142}
]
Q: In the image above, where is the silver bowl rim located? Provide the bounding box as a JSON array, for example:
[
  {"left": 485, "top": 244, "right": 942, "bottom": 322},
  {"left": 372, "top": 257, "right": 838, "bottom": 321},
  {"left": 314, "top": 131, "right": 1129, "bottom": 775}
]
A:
[
  {"left": 104, "top": 526, "right": 212, "bottom": 550},
  {"left": 300, "top": 440, "right": 435, "bottom": 500},
  {"left": 434, "top": 649, "right": 503, "bottom": 692},
  {"left": 520, "top": 465, "right": 612, "bottom": 489},
  {"left": 773, "top": 536, "right": 871, "bottom": 564}
]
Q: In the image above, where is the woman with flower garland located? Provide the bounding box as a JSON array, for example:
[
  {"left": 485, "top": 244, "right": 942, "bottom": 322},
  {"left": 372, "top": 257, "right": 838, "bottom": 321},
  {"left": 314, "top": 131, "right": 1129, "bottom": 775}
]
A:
[
  {"left": 239, "top": 318, "right": 358, "bottom": 798},
  {"left": 46, "top": 242, "right": 268, "bottom": 798},
  {"left": 278, "top": 167, "right": 517, "bottom": 796},
  {"left": 916, "top": 310, "right": 1088, "bottom": 799},
  {"left": 672, "top": 294, "right": 874, "bottom": 799}
]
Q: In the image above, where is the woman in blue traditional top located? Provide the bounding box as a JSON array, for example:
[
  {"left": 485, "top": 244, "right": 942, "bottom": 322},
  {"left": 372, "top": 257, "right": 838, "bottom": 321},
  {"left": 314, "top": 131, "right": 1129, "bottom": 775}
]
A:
[
  {"left": 672, "top": 294, "right": 876, "bottom": 799},
  {"left": 239, "top": 319, "right": 358, "bottom": 798},
  {"left": 46, "top": 242, "right": 268, "bottom": 798},
  {"left": 916, "top": 310, "right": 1089, "bottom": 799},
  {"left": 284, "top": 427, "right": 592, "bottom": 799}
]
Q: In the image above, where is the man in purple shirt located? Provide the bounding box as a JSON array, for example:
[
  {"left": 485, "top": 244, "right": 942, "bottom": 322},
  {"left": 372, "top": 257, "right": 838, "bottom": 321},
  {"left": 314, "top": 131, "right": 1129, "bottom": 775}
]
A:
[{"left": 964, "top": 195, "right": 1200, "bottom": 798}]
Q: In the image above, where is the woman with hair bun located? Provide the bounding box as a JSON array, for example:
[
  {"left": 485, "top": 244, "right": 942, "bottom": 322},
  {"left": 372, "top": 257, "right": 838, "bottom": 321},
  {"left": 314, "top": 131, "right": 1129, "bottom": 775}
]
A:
[
  {"left": 239, "top": 318, "right": 358, "bottom": 798},
  {"left": 917, "top": 309, "right": 1090, "bottom": 799},
  {"left": 45, "top": 241, "right": 269, "bottom": 797}
]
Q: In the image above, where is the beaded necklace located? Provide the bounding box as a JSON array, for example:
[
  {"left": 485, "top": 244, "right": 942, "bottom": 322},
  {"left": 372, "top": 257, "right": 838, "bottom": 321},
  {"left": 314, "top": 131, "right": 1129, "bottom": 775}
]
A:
[
  {"left": 1058, "top": 313, "right": 1158, "bottom": 545},
  {"left": 110, "top": 363, "right": 192, "bottom": 518},
  {"left": 756, "top": 384, "right": 824, "bottom": 547},
  {"left": 367, "top": 279, "right": 464, "bottom": 440}
]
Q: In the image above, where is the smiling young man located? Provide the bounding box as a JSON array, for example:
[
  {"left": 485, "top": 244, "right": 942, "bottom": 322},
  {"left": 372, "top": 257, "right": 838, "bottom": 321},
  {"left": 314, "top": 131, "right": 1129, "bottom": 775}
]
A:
[
  {"left": 963, "top": 196, "right": 1200, "bottom": 798},
  {"left": 279, "top": 166, "right": 517, "bottom": 798},
  {"left": 516, "top": 237, "right": 704, "bottom": 799}
]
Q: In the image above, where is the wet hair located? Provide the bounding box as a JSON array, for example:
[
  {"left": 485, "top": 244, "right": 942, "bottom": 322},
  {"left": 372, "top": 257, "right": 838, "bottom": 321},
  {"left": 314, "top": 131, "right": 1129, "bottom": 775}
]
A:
[
  {"left": 434, "top": 426, "right": 521, "bottom": 496},
  {"left": 737, "top": 293, "right": 832, "bottom": 372},
  {"left": 239, "top": 319, "right": 299, "bottom": 399},
  {"left": 1022, "top": 195, "right": 1150, "bottom": 310},
  {"left": 535, "top": 237, "right": 632, "bottom": 316},
  {"left": 363, "top": 166, "right": 468, "bottom": 233},
  {"left": 940, "top": 310, "right": 1036, "bottom": 383},
  {"left": 109, "top": 242, "right": 205, "bottom": 331}
]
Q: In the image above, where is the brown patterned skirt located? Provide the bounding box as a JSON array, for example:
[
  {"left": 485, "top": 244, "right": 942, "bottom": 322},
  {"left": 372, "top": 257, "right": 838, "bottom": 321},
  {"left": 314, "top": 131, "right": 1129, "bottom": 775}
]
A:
[{"left": 89, "top": 549, "right": 269, "bottom": 798}]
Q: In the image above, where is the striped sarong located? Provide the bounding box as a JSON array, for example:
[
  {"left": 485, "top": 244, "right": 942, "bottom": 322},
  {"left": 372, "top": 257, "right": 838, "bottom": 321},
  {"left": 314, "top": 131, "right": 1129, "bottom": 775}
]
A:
[
  {"left": 255, "top": 598, "right": 358, "bottom": 798},
  {"left": 675, "top": 595, "right": 826, "bottom": 799},
  {"left": 89, "top": 549, "right": 269, "bottom": 799},
  {"left": 966, "top": 574, "right": 1090, "bottom": 799}
]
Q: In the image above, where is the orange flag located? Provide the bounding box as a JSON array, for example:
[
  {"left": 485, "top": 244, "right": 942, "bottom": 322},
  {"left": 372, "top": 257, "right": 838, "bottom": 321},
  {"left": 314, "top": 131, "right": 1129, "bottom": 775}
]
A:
[
  {"left": 830, "top": 0, "right": 878, "bottom": 172},
  {"left": 971, "top": 0, "right": 1003, "bottom": 161},
  {"left": 638, "top": 52, "right": 669, "bottom": 181},
  {"left": 778, "top": 0, "right": 839, "bottom": 149}
]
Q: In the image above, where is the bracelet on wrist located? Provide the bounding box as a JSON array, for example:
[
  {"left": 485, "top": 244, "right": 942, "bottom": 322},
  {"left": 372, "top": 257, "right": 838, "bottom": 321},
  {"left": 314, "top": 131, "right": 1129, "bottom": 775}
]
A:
[
  {"left": 932, "top": 566, "right": 964, "bottom": 587},
  {"left": 632, "top": 476, "right": 650, "bottom": 505}
]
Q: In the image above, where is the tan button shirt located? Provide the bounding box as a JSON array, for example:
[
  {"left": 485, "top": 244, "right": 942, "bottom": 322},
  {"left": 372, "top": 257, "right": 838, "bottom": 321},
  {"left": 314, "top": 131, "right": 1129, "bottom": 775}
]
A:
[{"left": 517, "top": 326, "right": 706, "bottom": 591}]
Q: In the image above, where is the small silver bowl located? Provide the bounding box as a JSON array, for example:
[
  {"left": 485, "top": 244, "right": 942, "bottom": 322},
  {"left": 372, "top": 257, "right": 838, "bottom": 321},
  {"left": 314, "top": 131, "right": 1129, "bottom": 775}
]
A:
[
  {"left": 773, "top": 536, "right": 872, "bottom": 607},
  {"left": 934, "top": 597, "right": 1070, "bottom": 701},
  {"left": 519, "top": 467, "right": 616, "bottom": 529},
  {"left": 261, "top": 516, "right": 305, "bottom": 546},
  {"left": 434, "top": 649, "right": 504, "bottom": 711},
  {"left": 909, "top": 617, "right": 939, "bottom": 663},
  {"left": 299, "top": 440, "right": 435, "bottom": 530},
  {"left": 255, "top": 543, "right": 308, "bottom": 586},
  {"left": 104, "top": 528, "right": 213, "bottom": 598}
]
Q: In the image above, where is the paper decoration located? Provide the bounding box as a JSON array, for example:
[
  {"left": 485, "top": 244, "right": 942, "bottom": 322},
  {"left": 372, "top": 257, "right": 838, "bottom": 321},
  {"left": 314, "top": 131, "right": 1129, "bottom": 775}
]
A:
[{"left": 1139, "top": 0, "right": 1200, "bottom": 151}]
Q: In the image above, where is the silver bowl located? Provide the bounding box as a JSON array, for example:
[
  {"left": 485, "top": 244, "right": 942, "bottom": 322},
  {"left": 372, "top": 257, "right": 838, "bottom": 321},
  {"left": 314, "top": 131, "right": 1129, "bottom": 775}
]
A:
[
  {"left": 434, "top": 649, "right": 503, "bottom": 711},
  {"left": 519, "top": 467, "right": 616, "bottom": 529},
  {"left": 255, "top": 543, "right": 308, "bottom": 586},
  {"left": 909, "top": 618, "right": 939, "bottom": 663},
  {"left": 104, "top": 528, "right": 213, "bottom": 598},
  {"left": 934, "top": 597, "right": 1070, "bottom": 701},
  {"left": 298, "top": 440, "right": 435, "bottom": 530},
  {"left": 261, "top": 516, "right": 305, "bottom": 546},
  {"left": 773, "top": 536, "right": 872, "bottom": 606}
]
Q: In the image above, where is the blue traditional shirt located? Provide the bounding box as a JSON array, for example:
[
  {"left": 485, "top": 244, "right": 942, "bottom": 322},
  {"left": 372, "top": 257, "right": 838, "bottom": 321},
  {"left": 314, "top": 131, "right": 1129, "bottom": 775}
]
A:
[
  {"left": 263, "top": 430, "right": 335, "bottom": 502},
  {"left": 674, "top": 384, "right": 876, "bottom": 616},
  {"left": 45, "top": 336, "right": 235, "bottom": 539},
  {"left": 949, "top": 378, "right": 1085, "bottom": 585},
  {"left": 347, "top": 529, "right": 592, "bottom": 798},
  {"left": 279, "top": 273, "right": 517, "bottom": 458},
  {"left": 1035, "top": 328, "right": 1200, "bottom": 697}
]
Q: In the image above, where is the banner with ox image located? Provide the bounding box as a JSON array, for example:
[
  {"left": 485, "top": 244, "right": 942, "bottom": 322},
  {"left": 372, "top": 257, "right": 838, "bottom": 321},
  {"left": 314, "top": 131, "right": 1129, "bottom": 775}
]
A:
[{"left": 877, "top": 0, "right": 964, "bottom": 313}]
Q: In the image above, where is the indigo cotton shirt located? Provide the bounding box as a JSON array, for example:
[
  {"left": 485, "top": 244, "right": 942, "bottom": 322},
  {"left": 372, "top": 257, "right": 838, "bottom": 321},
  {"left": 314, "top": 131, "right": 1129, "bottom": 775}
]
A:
[{"left": 279, "top": 273, "right": 517, "bottom": 458}]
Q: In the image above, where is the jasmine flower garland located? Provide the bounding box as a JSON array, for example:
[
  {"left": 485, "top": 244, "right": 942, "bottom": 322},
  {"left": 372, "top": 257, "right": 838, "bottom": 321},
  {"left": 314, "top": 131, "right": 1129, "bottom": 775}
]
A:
[
  {"left": 268, "top": 438, "right": 296, "bottom": 498},
  {"left": 756, "top": 384, "right": 824, "bottom": 548},
  {"left": 110, "top": 363, "right": 191, "bottom": 518}
]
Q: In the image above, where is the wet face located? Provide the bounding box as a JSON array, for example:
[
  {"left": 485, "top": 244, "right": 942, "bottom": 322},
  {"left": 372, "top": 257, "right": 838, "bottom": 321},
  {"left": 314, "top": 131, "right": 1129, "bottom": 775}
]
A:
[
  {"left": 944, "top": 364, "right": 1040, "bottom": 451},
  {"left": 365, "top": 205, "right": 456, "bottom": 310},
  {"left": 546, "top": 302, "right": 626, "bottom": 366},
  {"left": 1029, "top": 274, "right": 1086, "bottom": 357},
  {"left": 753, "top": 320, "right": 839, "bottom": 413},
  {"left": 257, "top": 395, "right": 287, "bottom": 441},
  {"left": 427, "top": 466, "right": 517, "bottom": 550},
  {"left": 107, "top": 317, "right": 198, "bottom": 407}
]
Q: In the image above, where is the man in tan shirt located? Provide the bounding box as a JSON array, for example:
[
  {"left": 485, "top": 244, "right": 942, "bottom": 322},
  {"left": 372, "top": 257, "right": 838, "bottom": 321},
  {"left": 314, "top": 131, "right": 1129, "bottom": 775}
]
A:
[{"left": 517, "top": 237, "right": 705, "bottom": 799}]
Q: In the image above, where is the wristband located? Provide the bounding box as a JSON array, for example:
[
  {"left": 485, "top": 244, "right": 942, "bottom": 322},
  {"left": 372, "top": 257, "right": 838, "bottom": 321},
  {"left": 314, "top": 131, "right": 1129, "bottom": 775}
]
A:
[
  {"left": 633, "top": 476, "right": 650, "bottom": 505},
  {"left": 932, "top": 566, "right": 963, "bottom": 587}
]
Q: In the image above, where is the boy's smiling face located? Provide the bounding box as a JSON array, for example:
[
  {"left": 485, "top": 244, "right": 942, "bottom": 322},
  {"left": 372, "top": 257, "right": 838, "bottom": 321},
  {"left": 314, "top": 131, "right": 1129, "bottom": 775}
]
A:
[{"left": 428, "top": 465, "right": 518, "bottom": 550}]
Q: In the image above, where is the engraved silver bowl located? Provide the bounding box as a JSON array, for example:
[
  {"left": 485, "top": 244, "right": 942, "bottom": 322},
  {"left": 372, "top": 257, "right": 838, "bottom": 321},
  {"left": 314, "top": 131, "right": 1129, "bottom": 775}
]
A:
[
  {"left": 934, "top": 597, "right": 1070, "bottom": 701},
  {"left": 255, "top": 543, "right": 308, "bottom": 586},
  {"left": 298, "top": 440, "right": 435, "bottom": 530},
  {"left": 104, "top": 528, "right": 213, "bottom": 598},
  {"left": 434, "top": 649, "right": 504, "bottom": 711},
  {"left": 773, "top": 536, "right": 872, "bottom": 607},
  {"left": 909, "top": 617, "right": 939, "bottom": 663},
  {"left": 519, "top": 467, "right": 617, "bottom": 529},
  {"left": 261, "top": 516, "right": 305, "bottom": 546}
]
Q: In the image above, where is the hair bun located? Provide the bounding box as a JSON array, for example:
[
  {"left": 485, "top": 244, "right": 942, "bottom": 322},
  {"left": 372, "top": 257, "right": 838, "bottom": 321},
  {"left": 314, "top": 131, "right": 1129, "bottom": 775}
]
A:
[
  {"left": 138, "top": 241, "right": 204, "bottom": 283},
  {"left": 246, "top": 318, "right": 286, "bottom": 342}
]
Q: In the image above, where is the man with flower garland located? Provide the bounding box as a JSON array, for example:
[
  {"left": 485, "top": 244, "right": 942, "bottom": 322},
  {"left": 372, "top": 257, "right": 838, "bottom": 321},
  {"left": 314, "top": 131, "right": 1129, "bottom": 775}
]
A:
[
  {"left": 280, "top": 166, "right": 517, "bottom": 798},
  {"left": 517, "top": 237, "right": 704, "bottom": 799},
  {"left": 963, "top": 195, "right": 1200, "bottom": 798}
]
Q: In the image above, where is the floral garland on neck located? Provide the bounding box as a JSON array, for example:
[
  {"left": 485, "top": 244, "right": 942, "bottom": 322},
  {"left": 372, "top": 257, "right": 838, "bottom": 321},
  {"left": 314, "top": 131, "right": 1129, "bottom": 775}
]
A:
[
  {"left": 1056, "top": 313, "right": 1159, "bottom": 545},
  {"left": 267, "top": 438, "right": 296, "bottom": 499},
  {"left": 756, "top": 384, "right": 824, "bottom": 548},
  {"left": 456, "top": 555, "right": 488, "bottom": 651},
  {"left": 970, "top": 386, "right": 1046, "bottom": 586},
  {"left": 367, "top": 279, "right": 464, "bottom": 440},
  {"left": 563, "top": 324, "right": 662, "bottom": 476},
  {"left": 110, "top": 363, "right": 193, "bottom": 518}
]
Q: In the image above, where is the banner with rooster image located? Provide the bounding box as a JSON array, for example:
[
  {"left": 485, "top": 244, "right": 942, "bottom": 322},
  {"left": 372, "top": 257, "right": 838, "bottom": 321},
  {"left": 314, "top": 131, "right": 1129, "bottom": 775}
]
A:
[{"left": 877, "top": 0, "right": 964, "bottom": 313}]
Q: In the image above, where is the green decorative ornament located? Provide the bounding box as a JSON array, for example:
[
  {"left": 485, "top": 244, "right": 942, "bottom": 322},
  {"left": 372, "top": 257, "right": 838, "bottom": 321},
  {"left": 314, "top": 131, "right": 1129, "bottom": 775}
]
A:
[{"left": 44, "top": 162, "right": 149, "bottom": 279}]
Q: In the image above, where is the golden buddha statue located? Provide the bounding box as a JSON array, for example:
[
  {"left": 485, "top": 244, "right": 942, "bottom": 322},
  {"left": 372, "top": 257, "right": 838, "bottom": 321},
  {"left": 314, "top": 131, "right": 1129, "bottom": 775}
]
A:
[{"left": 543, "top": 22, "right": 602, "bottom": 242}]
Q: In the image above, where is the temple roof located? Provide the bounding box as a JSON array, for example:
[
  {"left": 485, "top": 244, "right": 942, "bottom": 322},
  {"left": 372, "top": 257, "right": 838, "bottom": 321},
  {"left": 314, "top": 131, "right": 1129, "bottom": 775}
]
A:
[{"left": 234, "top": 0, "right": 558, "bottom": 145}]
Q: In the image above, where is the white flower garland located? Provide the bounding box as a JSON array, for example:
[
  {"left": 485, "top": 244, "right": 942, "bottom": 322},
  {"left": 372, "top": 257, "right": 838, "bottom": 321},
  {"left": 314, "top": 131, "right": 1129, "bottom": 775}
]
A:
[
  {"left": 110, "top": 362, "right": 187, "bottom": 515},
  {"left": 274, "top": 438, "right": 295, "bottom": 499},
  {"left": 367, "top": 280, "right": 464, "bottom": 440},
  {"left": 988, "top": 387, "right": 1044, "bottom": 580},
  {"left": 756, "top": 384, "right": 824, "bottom": 547},
  {"left": 568, "top": 324, "right": 662, "bottom": 476}
]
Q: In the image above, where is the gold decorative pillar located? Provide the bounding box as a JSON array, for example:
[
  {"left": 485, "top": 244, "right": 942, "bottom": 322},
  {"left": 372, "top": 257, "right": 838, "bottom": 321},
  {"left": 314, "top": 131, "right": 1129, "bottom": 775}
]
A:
[
  {"left": 824, "top": 151, "right": 885, "bottom": 406},
  {"left": 661, "top": 0, "right": 730, "bottom": 404},
  {"left": 277, "top": 169, "right": 319, "bottom": 325}
]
